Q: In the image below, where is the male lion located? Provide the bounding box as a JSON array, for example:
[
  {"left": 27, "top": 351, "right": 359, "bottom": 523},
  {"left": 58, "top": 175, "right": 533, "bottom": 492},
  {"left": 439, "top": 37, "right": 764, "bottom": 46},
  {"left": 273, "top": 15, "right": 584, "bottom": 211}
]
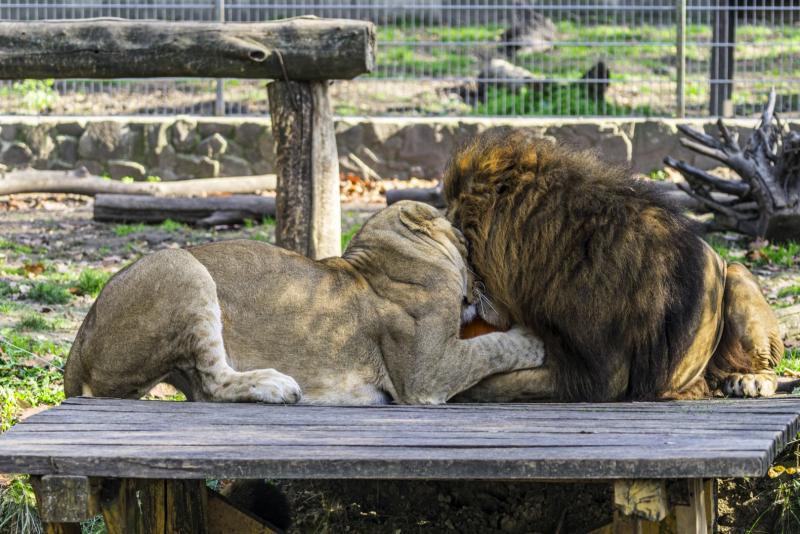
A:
[
  {"left": 446, "top": 128, "right": 783, "bottom": 402},
  {"left": 64, "top": 201, "right": 545, "bottom": 405}
]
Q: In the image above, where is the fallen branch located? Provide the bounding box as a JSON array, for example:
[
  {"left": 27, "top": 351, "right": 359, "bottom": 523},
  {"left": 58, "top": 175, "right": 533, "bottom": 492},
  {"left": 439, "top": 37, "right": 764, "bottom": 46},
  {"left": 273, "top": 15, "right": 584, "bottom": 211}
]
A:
[
  {"left": 93, "top": 194, "right": 275, "bottom": 226},
  {"left": 0, "top": 169, "right": 276, "bottom": 197},
  {"left": 665, "top": 90, "right": 800, "bottom": 241}
]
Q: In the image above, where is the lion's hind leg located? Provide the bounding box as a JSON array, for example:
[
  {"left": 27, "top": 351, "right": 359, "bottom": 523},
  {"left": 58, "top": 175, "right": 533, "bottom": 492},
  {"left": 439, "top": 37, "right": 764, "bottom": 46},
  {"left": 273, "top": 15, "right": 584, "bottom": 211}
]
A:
[{"left": 707, "top": 262, "right": 784, "bottom": 397}]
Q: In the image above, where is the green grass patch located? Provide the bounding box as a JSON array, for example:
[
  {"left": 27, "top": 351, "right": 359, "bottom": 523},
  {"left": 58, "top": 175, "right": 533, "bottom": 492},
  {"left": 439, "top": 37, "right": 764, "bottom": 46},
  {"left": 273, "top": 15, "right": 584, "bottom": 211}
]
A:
[
  {"left": 112, "top": 223, "right": 146, "bottom": 237},
  {"left": 0, "top": 240, "right": 32, "bottom": 255},
  {"left": 777, "top": 348, "right": 800, "bottom": 375},
  {"left": 0, "top": 300, "right": 23, "bottom": 314},
  {"left": 341, "top": 224, "right": 363, "bottom": 250},
  {"left": 779, "top": 286, "right": 800, "bottom": 299},
  {"left": 0, "top": 475, "right": 41, "bottom": 534},
  {"left": 159, "top": 219, "right": 188, "bottom": 233},
  {"left": 249, "top": 217, "right": 275, "bottom": 243},
  {"left": 27, "top": 282, "right": 71, "bottom": 305},
  {"left": 75, "top": 269, "right": 110, "bottom": 298},
  {"left": 15, "top": 313, "right": 54, "bottom": 332},
  {"left": 750, "top": 242, "right": 800, "bottom": 269},
  {"left": 474, "top": 85, "right": 651, "bottom": 117},
  {"left": 0, "top": 329, "right": 67, "bottom": 431}
]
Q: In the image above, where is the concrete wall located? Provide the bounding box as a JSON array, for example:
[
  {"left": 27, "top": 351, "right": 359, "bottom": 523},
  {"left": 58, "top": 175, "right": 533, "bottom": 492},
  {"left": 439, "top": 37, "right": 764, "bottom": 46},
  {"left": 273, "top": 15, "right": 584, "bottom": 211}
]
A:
[{"left": 1, "top": 116, "right": 795, "bottom": 182}]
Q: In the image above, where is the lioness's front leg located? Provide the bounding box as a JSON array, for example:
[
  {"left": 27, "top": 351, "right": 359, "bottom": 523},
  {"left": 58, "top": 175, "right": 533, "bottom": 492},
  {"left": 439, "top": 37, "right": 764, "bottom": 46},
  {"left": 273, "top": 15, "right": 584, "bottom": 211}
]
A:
[{"left": 400, "top": 325, "right": 545, "bottom": 404}]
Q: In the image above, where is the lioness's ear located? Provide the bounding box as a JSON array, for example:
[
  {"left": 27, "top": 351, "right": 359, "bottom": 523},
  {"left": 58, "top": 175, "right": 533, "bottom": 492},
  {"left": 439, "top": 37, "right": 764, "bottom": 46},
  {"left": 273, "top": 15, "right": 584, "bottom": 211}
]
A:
[{"left": 399, "top": 203, "right": 434, "bottom": 237}]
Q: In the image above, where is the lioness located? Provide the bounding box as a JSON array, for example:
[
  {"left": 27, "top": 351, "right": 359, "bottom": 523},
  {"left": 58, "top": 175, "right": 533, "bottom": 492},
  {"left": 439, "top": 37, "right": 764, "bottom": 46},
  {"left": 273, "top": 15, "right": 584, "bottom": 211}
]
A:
[
  {"left": 446, "top": 128, "right": 783, "bottom": 402},
  {"left": 64, "top": 201, "right": 545, "bottom": 405}
]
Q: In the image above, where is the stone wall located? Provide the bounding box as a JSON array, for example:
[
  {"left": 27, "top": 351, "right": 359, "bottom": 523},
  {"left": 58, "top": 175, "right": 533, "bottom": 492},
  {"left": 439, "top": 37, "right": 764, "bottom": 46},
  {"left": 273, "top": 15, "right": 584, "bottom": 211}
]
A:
[{"left": 1, "top": 117, "right": 796, "bottom": 182}]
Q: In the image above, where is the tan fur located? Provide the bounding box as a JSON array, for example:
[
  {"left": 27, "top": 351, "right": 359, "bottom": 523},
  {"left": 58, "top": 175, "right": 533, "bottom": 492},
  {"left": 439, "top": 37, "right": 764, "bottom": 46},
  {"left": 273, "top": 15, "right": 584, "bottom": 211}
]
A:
[{"left": 64, "top": 201, "right": 546, "bottom": 406}]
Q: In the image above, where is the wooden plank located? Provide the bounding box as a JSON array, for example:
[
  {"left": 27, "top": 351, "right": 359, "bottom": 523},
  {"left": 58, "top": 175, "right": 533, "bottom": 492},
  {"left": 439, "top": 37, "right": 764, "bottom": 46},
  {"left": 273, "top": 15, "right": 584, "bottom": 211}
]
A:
[
  {"left": 0, "top": 17, "right": 375, "bottom": 80},
  {"left": 0, "top": 444, "right": 769, "bottom": 480},
  {"left": 206, "top": 488, "right": 280, "bottom": 534},
  {"left": 100, "top": 479, "right": 207, "bottom": 534},
  {"left": 3, "top": 398, "right": 799, "bottom": 480},
  {"left": 674, "top": 479, "right": 713, "bottom": 533}
]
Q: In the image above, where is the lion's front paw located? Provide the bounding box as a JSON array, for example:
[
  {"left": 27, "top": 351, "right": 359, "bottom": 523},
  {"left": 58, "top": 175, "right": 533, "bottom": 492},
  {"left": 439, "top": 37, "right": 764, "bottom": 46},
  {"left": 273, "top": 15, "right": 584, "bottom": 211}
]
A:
[
  {"left": 721, "top": 372, "right": 778, "bottom": 398},
  {"left": 248, "top": 369, "right": 303, "bottom": 404}
]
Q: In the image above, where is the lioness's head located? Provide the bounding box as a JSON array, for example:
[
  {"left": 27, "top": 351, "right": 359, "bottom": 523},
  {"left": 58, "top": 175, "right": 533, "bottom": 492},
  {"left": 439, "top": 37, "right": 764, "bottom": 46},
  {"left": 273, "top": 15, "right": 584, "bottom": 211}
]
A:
[{"left": 343, "top": 201, "right": 476, "bottom": 310}]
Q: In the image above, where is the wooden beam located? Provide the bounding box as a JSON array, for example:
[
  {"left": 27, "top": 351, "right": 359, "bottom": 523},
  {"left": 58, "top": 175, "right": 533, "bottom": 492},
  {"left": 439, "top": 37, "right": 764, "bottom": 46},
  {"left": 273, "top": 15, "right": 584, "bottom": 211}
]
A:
[
  {"left": 100, "top": 479, "right": 208, "bottom": 534},
  {"left": 93, "top": 193, "right": 275, "bottom": 225},
  {"left": 207, "top": 488, "right": 280, "bottom": 534},
  {"left": 30, "top": 475, "right": 99, "bottom": 523},
  {"left": 268, "top": 80, "right": 341, "bottom": 258},
  {"left": 0, "top": 17, "right": 375, "bottom": 81}
]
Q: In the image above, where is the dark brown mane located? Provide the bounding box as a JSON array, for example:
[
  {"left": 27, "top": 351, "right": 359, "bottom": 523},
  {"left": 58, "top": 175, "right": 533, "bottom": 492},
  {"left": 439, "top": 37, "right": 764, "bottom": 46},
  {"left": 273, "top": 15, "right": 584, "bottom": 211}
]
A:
[{"left": 444, "top": 127, "right": 707, "bottom": 401}]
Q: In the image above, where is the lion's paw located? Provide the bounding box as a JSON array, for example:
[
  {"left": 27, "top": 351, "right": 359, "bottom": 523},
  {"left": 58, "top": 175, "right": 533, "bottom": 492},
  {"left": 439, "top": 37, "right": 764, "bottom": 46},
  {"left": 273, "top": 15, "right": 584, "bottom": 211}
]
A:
[
  {"left": 721, "top": 372, "right": 778, "bottom": 398},
  {"left": 247, "top": 369, "right": 303, "bottom": 404}
]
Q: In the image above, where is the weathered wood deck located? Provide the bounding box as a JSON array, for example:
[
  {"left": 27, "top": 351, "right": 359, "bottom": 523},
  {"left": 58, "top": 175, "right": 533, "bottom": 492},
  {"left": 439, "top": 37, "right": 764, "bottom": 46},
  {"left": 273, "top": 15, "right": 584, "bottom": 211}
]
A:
[{"left": 2, "top": 396, "right": 800, "bottom": 481}]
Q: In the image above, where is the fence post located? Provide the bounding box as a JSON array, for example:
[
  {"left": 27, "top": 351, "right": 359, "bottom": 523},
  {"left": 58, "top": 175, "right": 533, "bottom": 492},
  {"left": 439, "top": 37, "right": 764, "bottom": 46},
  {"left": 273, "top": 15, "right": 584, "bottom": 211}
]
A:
[
  {"left": 214, "top": 0, "right": 225, "bottom": 116},
  {"left": 709, "top": 0, "right": 735, "bottom": 117},
  {"left": 676, "top": 0, "right": 686, "bottom": 118}
]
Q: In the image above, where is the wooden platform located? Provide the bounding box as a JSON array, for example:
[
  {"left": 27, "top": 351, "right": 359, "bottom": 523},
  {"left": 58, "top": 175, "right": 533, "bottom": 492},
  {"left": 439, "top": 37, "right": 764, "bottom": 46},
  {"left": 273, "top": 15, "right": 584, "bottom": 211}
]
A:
[{"left": 2, "top": 396, "right": 800, "bottom": 481}]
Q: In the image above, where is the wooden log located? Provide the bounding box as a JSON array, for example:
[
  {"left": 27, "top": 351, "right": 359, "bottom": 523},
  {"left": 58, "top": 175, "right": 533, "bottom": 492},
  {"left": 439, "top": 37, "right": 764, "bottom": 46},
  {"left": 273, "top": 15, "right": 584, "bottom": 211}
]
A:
[
  {"left": 0, "top": 17, "right": 375, "bottom": 81},
  {"left": 0, "top": 169, "right": 276, "bottom": 197},
  {"left": 93, "top": 194, "right": 275, "bottom": 226},
  {"left": 613, "top": 480, "right": 669, "bottom": 522},
  {"left": 268, "top": 80, "right": 341, "bottom": 259},
  {"left": 100, "top": 479, "right": 207, "bottom": 534}
]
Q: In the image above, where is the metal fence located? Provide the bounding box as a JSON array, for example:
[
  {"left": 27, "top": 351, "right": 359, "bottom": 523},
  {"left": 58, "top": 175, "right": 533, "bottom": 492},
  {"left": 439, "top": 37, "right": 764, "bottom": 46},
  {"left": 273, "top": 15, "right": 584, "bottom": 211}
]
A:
[{"left": 1, "top": 1, "right": 799, "bottom": 118}]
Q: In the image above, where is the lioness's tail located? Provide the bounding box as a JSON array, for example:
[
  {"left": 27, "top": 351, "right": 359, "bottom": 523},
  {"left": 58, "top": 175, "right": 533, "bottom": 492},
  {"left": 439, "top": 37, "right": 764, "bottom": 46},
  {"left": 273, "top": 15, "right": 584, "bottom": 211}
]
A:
[{"left": 63, "top": 302, "right": 98, "bottom": 398}]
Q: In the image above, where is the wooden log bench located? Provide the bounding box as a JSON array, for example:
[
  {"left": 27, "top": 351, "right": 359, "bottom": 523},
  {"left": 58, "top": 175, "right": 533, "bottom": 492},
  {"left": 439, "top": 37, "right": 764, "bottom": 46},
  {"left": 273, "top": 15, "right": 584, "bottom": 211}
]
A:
[
  {"left": 1, "top": 397, "right": 799, "bottom": 533},
  {"left": 0, "top": 16, "right": 377, "bottom": 259}
]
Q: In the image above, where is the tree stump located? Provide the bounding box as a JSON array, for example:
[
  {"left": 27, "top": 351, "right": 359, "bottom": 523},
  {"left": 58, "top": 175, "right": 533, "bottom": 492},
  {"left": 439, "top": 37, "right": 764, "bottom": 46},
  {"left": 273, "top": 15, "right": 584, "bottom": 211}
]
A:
[{"left": 665, "top": 90, "right": 800, "bottom": 241}]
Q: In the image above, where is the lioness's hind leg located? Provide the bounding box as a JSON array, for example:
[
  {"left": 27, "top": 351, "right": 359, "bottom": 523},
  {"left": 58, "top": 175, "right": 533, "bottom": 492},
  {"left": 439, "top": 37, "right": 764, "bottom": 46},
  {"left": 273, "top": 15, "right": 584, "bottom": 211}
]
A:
[
  {"left": 707, "top": 262, "right": 783, "bottom": 398},
  {"left": 191, "top": 298, "right": 302, "bottom": 404}
]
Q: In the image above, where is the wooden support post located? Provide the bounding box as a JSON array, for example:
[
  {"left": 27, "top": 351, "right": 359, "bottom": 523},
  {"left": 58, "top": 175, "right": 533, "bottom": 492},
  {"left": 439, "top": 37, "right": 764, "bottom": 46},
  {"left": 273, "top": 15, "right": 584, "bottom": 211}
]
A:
[
  {"left": 709, "top": 0, "right": 736, "bottom": 116},
  {"left": 30, "top": 475, "right": 99, "bottom": 534},
  {"left": 268, "top": 80, "right": 341, "bottom": 259},
  {"left": 675, "top": 479, "right": 715, "bottom": 534},
  {"left": 100, "top": 479, "right": 208, "bottom": 534}
]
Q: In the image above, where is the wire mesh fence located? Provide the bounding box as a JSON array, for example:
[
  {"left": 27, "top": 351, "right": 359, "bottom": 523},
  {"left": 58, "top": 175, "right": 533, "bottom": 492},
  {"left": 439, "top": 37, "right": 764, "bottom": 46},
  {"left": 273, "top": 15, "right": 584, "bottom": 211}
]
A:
[{"left": 1, "top": 1, "right": 798, "bottom": 118}]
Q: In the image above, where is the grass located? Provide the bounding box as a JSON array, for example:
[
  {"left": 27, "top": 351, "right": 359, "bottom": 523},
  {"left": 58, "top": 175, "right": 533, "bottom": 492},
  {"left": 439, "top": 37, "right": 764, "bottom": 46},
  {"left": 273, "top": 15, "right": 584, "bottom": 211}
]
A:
[
  {"left": 0, "top": 240, "right": 32, "bottom": 255},
  {"left": 159, "top": 219, "right": 188, "bottom": 233},
  {"left": 474, "top": 85, "right": 651, "bottom": 117},
  {"left": 779, "top": 286, "right": 800, "bottom": 299},
  {"left": 249, "top": 217, "right": 276, "bottom": 243},
  {"left": 27, "top": 282, "right": 71, "bottom": 305},
  {"left": 0, "top": 476, "right": 41, "bottom": 534},
  {"left": 15, "top": 313, "right": 55, "bottom": 332},
  {"left": 0, "top": 329, "right": 67, "bottom": 432},
  {"left": 777, "top": 348, "right": 800, "bottom": 375},
  {"left": 75, "top": 269, "right": 110, "bottom": 298},
  {"left": 112, "top": 223, "right": 146, "bottom": 237},
  {"left": 341, "top": 224, "right": 362, "bottom": 250}
]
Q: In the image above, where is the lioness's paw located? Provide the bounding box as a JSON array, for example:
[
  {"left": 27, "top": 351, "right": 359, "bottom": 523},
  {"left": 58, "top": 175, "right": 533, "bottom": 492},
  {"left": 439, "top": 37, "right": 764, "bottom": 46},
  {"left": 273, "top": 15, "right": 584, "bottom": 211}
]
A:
[
  {"left": 248, "top": 369, "right": 302, "bottom": 404},
  {"left": 507, "top": 325, "right": 546, "bottom": 367},
  {"left": 721, "top": 372, "right": 778, "bottom": 398}
]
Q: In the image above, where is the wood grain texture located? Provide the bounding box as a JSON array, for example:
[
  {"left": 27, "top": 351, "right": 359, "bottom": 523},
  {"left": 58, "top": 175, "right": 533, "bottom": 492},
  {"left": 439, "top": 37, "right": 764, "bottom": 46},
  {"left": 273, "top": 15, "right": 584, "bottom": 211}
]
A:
[
  {"left": 0, "top": 17, "right": 375, "bottom": 80},
  {"left": 93, "top": 194, "right": 275, "bottom": 225},
  {"left": 3, "top": 397, "right": 799, "bottom": 481}
]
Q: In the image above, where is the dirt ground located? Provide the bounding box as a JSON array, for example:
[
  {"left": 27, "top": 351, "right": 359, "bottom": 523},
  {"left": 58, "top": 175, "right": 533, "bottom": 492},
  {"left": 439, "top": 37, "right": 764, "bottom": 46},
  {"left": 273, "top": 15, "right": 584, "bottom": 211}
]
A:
[{"left": 1, "top": 186, "right": 799, "bottom": 534}]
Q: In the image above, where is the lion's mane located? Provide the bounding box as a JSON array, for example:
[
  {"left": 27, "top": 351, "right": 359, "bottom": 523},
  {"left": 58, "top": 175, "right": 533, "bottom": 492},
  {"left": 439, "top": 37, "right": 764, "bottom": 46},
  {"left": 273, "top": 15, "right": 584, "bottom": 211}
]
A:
[{"left": 444, "top": 128, "right": 707, "bottom": 401}]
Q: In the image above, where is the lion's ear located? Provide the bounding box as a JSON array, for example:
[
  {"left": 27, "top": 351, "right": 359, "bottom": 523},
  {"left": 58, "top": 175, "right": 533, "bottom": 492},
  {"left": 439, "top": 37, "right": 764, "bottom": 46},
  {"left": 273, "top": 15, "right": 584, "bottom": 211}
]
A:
[{"left": 399, "top": 203, "right": 434, "bottom": 237}]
